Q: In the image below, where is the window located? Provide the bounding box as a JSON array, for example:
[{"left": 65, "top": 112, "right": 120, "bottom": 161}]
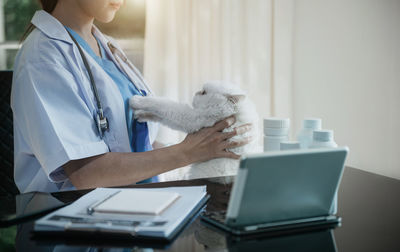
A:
[{"left": 0, "top": 0, "right": 39, "bottom": 70}]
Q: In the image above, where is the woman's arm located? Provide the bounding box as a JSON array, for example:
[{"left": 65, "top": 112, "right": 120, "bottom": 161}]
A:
[
  {"left": 152, "top": 141, "right": 166, "bottom": 149},
  {"left": 64, "top": 117, "right": 251, "bottom": 190}
]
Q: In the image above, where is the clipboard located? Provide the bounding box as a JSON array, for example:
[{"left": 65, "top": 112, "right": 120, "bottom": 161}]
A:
[{"left": 33, "top": 186, "right": 209, "bottom": 241}]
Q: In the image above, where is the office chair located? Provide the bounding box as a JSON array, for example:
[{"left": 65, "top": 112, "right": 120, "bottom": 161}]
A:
[{"left": 0, "top": 71, "right": 19, "bottom": 196}]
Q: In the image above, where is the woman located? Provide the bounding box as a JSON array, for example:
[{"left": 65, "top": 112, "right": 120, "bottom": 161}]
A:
[{"left": 11, "top": 0, "right": 251, "bottom": 193}]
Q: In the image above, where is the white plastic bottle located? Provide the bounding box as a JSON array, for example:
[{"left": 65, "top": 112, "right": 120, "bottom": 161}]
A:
[
  {"left": 310, "top": 129, "right": 338, "bottom": 214},
  {"left": 310, "top": 130, "right": 338, "bottom": 148},
  {"left": 297, "top": 118, "right": 322, "bottom": 149},
  {"left": 263, "top": 118, "right": 290, "bottom": 152},
  {"left": 280, "top": 141, "right": 300, "bottom": 151}
]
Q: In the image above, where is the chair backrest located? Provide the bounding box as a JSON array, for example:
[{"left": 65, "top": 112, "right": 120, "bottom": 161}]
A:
[{"left": 0, "top": 71, "right": 19, "bottom": 196}]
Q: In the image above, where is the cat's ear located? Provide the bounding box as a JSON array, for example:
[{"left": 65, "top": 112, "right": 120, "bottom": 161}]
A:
[{"left": 227, "top": 94, "right": 245, "bottom": 104}]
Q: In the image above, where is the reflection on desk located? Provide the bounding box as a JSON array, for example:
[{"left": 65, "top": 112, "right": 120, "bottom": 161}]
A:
[
  {"left": 16, "top": 219, "right": 338, "bottom": 252},
  {"left": 1, "top": 167, "right": 400, "bottom": 251},
  {"left": 226, "top": 229, "right": 336, "bottom": 252}
]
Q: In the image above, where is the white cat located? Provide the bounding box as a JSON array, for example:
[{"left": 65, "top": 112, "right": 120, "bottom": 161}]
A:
[{"left": 129, "top": 81, "right": 259, "bottom": 180}]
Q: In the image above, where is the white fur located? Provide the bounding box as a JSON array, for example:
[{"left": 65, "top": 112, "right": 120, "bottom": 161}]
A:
[{"left": 129, "top": 81, "right": 259, "bottom": 180}]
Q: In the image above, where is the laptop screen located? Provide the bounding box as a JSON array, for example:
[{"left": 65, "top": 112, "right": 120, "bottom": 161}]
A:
[{"left": 225, "top": 147, "right": 348, "bottom": 227}]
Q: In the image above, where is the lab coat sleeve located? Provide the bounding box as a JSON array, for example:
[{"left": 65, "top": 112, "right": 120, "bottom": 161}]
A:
[{"left": 12, "top": 62, "right": 109, "bottom": 183}]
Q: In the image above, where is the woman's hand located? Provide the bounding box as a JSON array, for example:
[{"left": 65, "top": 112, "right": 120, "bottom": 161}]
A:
[{"left": 179, "top": 116, "right": 252, "bottom": 164}]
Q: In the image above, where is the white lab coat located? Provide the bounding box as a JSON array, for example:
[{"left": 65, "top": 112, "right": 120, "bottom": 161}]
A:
[{"left": 11, "top": 11, "right": 158, "bottom": 193}]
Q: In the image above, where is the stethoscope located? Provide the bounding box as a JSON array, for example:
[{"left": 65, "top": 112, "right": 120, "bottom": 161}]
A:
[{"left": 67, "top": 30, "right": 150, "bottom": 139}]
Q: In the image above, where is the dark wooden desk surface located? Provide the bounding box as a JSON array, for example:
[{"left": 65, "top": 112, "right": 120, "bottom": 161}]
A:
[{"left": 1, "top": 166, "right": 400, "bottom": 251}]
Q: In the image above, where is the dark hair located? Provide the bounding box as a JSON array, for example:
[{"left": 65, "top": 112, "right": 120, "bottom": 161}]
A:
[
  {"left": 20, "top": 0, "right": 59, "bottom": 42},
  {"left": 39, "top": 0, "right": 59, "bottom": 13}
]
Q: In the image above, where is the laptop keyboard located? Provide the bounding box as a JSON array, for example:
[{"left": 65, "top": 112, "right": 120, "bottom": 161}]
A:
[{"left": 202, "top": 210, "right": 227, "bottom": 224}]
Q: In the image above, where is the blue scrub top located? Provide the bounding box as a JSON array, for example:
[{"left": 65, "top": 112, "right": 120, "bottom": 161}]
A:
[{"left": 66, "top": 27, "right": 157, "bottom": 183}]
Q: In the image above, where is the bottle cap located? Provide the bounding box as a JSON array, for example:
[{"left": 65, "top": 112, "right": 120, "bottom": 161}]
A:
[
  {"left": 263, "top": 117, "right": 290, "bottom": 129},
  {"left": 313, "top": 130, "right": 334, "bottom": 142},
  {"left": 303, "top": 118, "right": 322, "bottom": 130},
  {"left": 280, "top": 141, "right": 300, "bottom": 150}
]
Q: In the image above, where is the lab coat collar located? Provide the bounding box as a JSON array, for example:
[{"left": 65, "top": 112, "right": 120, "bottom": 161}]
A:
[
  {"left": 31, "top": 10, "right": 73, "bottom": 44},
  {"left": 31, "top": 10, "right": 126, "bottom": 76}
]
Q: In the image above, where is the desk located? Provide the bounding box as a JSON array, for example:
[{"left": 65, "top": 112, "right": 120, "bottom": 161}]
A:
[{"left": 1, "top": 167, "right": 400, "bottom": 251}]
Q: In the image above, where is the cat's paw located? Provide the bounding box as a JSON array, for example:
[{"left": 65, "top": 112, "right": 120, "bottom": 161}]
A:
[
  {"left": 133, "top": 110, "right": 161, "bottom": 122},
  {"left": 129, "top": 95, "right": 150, "bottom": 110}
]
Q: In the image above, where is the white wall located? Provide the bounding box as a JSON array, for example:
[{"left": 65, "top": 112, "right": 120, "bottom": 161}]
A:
[{"left": 291, "top": 0, "right": 400, "bottom": 179}]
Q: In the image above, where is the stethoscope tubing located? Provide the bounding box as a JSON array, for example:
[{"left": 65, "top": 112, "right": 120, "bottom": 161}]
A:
[{"left": 66, "top": 29, "right": 152, "bottom": 139}]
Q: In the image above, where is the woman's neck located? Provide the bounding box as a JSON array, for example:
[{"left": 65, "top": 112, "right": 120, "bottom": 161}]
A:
[
  {"left": 51, "top": 1, "right": 102, "bottom": 57},
  {"left": 51, "top": 1, "right": 94, "bottom": 41}
]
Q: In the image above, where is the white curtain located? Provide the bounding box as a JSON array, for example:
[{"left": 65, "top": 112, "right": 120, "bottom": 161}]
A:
[{"left": 144, "top": 0, "right": 273, "bottom": 145}]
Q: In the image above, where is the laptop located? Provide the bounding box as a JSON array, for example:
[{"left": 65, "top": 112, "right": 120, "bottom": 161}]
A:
[{"left": 201, "top": 147, "right": 348, "bottom": 235}]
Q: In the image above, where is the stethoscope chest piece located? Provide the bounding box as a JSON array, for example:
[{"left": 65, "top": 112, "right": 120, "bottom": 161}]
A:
[{"left": 95, "top": 111, "right": 109, "bottom": 138}]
